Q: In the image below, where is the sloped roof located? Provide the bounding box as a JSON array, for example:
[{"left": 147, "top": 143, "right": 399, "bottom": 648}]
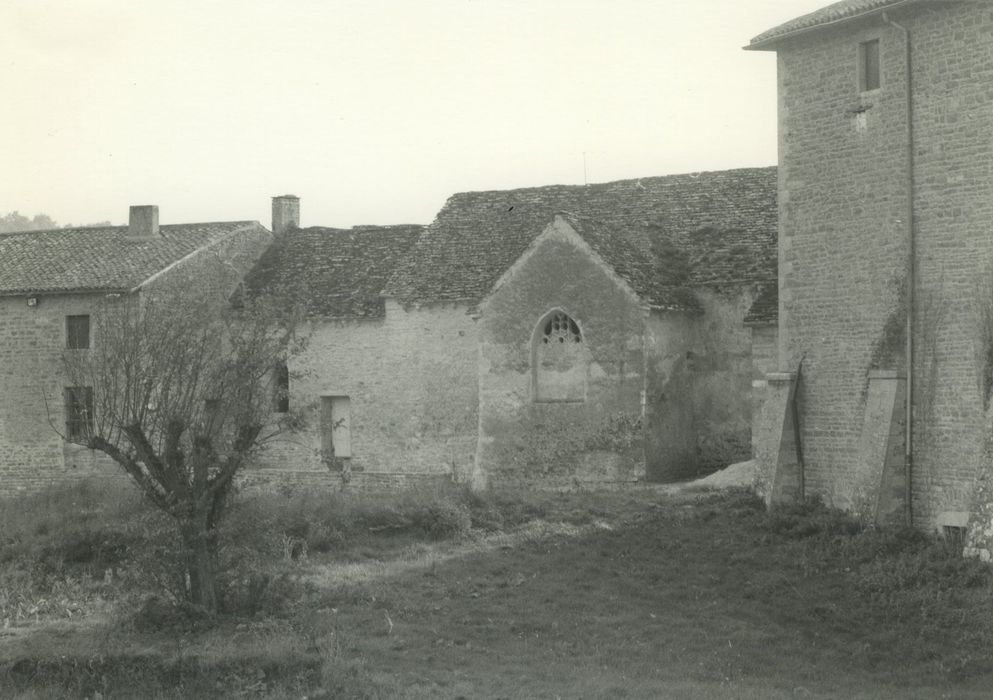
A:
[
  {"left": 564, "top": 215, "right": 701, "bottom": 312},
  {"left": 0, "top": 222, "right": 260, "bottom": 296},
  {"left": 243, "top": 225, "right": 423, "bottom": 319},
  {"left": 747, "top": 0, "right": 976, "bottom": 49},
  {"left": 382, "top": 167, "right": 777, "bottom": 307},
  {"left": 744, "top": 283, "right": 778, "bottom": 325}
]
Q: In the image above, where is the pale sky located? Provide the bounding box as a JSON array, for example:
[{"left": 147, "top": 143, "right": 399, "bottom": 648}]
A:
[{"left": 1, "top": 1, "right": 829, "bottom": 229}]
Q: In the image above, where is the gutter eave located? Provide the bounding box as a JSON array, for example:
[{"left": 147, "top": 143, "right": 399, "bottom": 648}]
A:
[{"left": 745, "top": 0, "right": 923, "bottom": 51}]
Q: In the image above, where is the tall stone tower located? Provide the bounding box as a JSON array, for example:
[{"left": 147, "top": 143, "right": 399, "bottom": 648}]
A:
[{"left": 748, "top": 0, "right": 993, "bottom": 540}]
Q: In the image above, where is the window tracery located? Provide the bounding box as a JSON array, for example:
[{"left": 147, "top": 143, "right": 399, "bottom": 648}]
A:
[{"left": 541, "top": 312, "right": 581, "bottom": 345}]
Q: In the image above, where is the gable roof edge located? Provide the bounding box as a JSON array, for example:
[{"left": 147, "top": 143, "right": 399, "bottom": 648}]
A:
[
  {"left": 131, "top": 221, "right": 264, "bottom": 292},
  {"left": 477, "top": 214, "right": 648, "bottom": 315}
]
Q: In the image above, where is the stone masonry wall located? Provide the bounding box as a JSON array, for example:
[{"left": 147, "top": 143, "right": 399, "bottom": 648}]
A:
[
  {"left": 775, "top": 4, "right": 993, "bottom": 523},
  {"left": 750, "top": 325, "right": 778, "bottom": 379},
  {"left": 255, "top": 302, "right": 479, "bottom": 482},
  {"left": 644, "top": 312, "right": 697, "bottom": 481},
  {"left": 645, "top": 287, "right": 761, "bottom": 481},
  {"left": 476, "top": 219, "right": 647, "bottom": 487},
  {"left": 688, "top": 287, "right": 761, "bottom": 474}
]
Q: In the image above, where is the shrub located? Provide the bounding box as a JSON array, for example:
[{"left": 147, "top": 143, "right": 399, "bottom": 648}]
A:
[
  {"left": 0, "top": 479, "right": 145, "bottom": 571},
  {"left": 854, "top": 538, "right": 992, "bottom": 599},
  {"left": 40, "top": 524, "right": 134, "bottom": 571},
  {"left": 411, "top": 500, "right": 472, "bottom": 539},
  {"left": 467, "top": 487, "right": 548, "bottom": 528},
  {"left": 221, "top": 570, "right": 313, "bottom": 617},
  {"left": 228, "top": 486, "right": 486, "bottom": 549},
  {"left": 305, "top": 522, "right": 346, "bottom": 553},
  {"left": 765, "top": 497, "right": 863, "bottom": 539},
  {"left": 132, "top": 595, "right": 207, "bottom": 632}
]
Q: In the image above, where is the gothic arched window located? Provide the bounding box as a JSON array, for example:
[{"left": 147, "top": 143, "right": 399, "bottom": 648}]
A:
[
  {"left": 533, "top": 310, "right": 587, "bottom": 402},
  {"left": 541, "top": 313, "right": 581, "bottom": 346}
]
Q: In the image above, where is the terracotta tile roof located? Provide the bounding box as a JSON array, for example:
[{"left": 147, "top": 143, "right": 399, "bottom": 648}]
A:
[
  {"left": 744, "top": 283, "right": 779, "bottom": 325},
  {"left": 0, "top": 221, "right": 261, "bottom": 296},
  {"left": 747, "top": 0, "right": 978, "bottom": 48},
  {"left": 243, "top": 225, "right": 422, "bottom": 319},
  {"left": 382, "top": 167, "right": 777, "bottom": 308}
]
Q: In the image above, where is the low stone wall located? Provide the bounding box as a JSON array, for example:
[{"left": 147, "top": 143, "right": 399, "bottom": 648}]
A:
[
  {"left": 0, "top": 469, "right": 130, "bottom": 496},
  {"left": 236, "top": 468, "right": 454, "bottom": 495}
]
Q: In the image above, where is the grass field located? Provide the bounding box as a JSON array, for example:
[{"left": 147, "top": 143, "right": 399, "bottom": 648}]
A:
[{"left": 1, "top": 481, "right": 992, "bottom": 698}]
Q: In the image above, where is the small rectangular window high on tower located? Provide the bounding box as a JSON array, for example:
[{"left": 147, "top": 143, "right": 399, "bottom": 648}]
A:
[{"left": 859, "top": 39, "right": 880, "bottom": 91}]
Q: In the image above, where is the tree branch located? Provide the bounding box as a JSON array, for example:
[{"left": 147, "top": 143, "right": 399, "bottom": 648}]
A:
[{"left": 86, "top": 435, "right": 170, "bottom": 511}]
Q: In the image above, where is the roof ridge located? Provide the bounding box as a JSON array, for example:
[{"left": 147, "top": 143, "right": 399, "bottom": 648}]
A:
[
  {"left": 0, "top": 219, "right": 259, "bottom": 237},
  {"left": 443, "top": 166, "right": 777, "bottom": 199},
  {"left": 294, "top": 224, "right": 426, "bottom": 234},
  {"left": 0, "top": 226, "right": 121, "bottom": 238}
]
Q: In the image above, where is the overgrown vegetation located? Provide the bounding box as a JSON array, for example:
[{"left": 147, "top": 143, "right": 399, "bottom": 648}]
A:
[{"left": 2, "top": 484, "right": 991, "bottom": 698}]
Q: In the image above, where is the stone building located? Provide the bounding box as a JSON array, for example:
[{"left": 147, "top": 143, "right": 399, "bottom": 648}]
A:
[
  {"left": 246, "top": 168, "right": 778, "bottom": 489},
  {"left": 0, "top": 207, "right": 271, "bottom": 492},
  {"left": 747, "top": 0, "right": 993, "bottom": 553},
  {"left": 0, "top": 172, "right": 776, "bottom": 495}
]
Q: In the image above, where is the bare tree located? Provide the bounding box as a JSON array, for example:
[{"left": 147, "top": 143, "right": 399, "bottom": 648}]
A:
[{"left": 57, "top": 278, "right": 303, "bottom": 613}]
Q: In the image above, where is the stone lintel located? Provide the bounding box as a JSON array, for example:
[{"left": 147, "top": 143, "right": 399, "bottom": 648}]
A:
[{"left": 937, "top": 511, "right": 970, "bottom": 529}]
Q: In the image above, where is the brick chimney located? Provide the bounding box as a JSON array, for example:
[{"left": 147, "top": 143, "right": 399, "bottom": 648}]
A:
[
  {"left": 272, "top": 195, "right": 300, "bottom": 235},
  {"left": 128, "top": 205, "right": 159, "bottom": 238}
]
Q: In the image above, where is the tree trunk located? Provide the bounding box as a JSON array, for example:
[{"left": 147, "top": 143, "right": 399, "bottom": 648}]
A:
[{"left": 179, "top": 517, "right": 219, "bottom": 613}]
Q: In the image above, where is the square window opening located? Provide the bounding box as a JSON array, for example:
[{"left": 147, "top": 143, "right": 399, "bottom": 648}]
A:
[{"left": 942, "top": 525, "right": 966, "bottom": 548}]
